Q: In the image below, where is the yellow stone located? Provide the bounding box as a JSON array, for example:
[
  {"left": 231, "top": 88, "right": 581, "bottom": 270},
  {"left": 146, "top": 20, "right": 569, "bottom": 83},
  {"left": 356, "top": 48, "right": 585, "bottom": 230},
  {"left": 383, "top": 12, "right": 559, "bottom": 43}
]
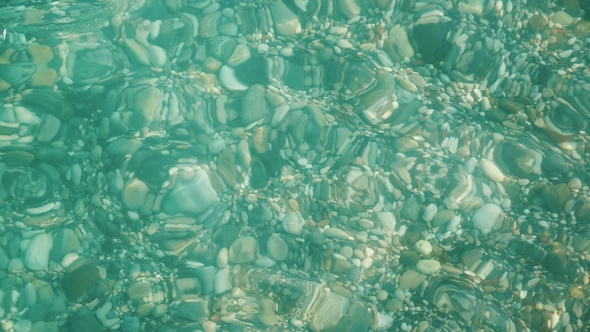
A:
[
  {"left": 27, "top": 44, "right": 54, "bottom": 64},
  {"left": 29, "top": 67, "right": 58, "bottom": 87}
]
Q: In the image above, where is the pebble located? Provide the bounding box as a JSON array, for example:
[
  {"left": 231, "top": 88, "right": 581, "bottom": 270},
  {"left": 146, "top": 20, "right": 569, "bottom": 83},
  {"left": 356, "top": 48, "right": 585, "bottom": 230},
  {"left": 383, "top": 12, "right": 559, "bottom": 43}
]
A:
[
  {"left": 267, "top": 234, "right": 289, "bottom": 261},
  {"left": 229, "top": 236, "right": 258, "bottom": 263},
  {"left": 23, "top": 233, "right": 53, "bottom": 271},
  {"left": 414, "top": 240, "right": 432, "bottom": 256},
  {"left": 416, "top": 259, "right": 441, "bottom": 275},
  {"left": 471, "top": 203, "right": 502, "bottom": 234},
  {"left": 269, "top": 1, "right": 300, "bottom": 37},
  {"left": 163, "top": 169, "right": 217, "bottom": 215},
  {"left": 282, "top": 212, "right": 303, "bottom": 236},
  {"left": 121, "top": 179, "right": 149, "bottom": 210}
]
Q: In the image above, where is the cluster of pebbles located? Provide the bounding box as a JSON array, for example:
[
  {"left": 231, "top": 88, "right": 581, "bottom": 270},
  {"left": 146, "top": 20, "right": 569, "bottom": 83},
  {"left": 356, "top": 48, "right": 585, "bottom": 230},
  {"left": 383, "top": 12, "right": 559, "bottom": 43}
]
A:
[{"left": 1, "top": 0, "right": 590, "bottom": 331}]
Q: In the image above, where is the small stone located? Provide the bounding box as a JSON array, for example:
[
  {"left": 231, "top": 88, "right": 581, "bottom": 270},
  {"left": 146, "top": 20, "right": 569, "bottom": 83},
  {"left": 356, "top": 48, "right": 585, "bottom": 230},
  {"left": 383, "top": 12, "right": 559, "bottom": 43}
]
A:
[
  {"left": 148, "top": 45, "right": 167, "bottom": 67},
  {"left": 414, "top": 240, "right": 432, "bottom": 256},
  {"left": 229, "top": 236, "right": 258, "bottom": 263},
  {"left": 540, "top": 183, "right": 571, "bottom": 213},
  {"left": 174, "top": 299, "right": 209, "bottom": 322},
  {"left": 553, "top": 11, "right": 574, "bottom": 27},
  {"left": 479, "top": 159, "right": 505, "bottom": 182},
  {"left": 219, "top": 65, "right": 248, "bottom": 91},
  {"left": 282, "top": 212, "right": 303, "bottom": 236},
  {"left": 241, "top": 84, "right": 268, "bottom": 125},
  {"left": 421, "top": 204, "right": 437, "bottom": 222},
  {"left": 399, "top": 270, "right": 427, "bottom": 290},
  {"left": 61, "top": 258, "right": 100, "bottom": 301},
  {"left": 127, "top": 282, "right": 152, "bottom": 300},
  {"left": 401, "top": 197, "right": 421, "bottom": 221},
  {"left": 267, "top": 234, "right": 288, "bottom": 261},
  {"left": 471, "top": 203, "right": 502, "bottom": 234},
  {"left": 308, "top": 229, "right": 325, "bottom": 245},
  {"left": 257, "top": 298, "right": 279, "bottom": 327},
  {"left": 309, "top": 292, "right": 349, "bottom": 331},
  {"left": 386, "top": 299, "right": 402, "bottom": 312},
  {"left": 376, "top": 290, "right": 389, "bottom": 301},
  {"left": 107, "top": 138, "right": 143, "bottom": 155},
  {"left": 416, "top": 259, "right": 441, "bottom": 275},
  {"left": 24, "top": 233, "right": 53, "bottom": 271},
  {"left": 121, "top": 179, "right": 149, "bottom": 210},
  {"left": 50, "top": 228, "right": 80, "bottom": 261},
  {"left": 337, "top": 0, "right": 361, "bottom": 19},
  {"left": 528, "top": 14, "right": 547, "bottom": 33}
]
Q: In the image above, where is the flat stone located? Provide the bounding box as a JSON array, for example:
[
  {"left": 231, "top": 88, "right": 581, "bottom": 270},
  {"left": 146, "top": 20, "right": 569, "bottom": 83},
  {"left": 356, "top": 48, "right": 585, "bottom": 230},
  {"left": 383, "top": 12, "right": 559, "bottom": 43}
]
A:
[
  {"left": 163, "top": 169, "right": 217, "bottom": 215},
  {"left": 127, "top": 281, "right": 152, "bottom": 300},
  {"left": 37, "top": 114, "right": 61, "bottom": 143},
  {"left": 553, "top": 11, "right": 574, "bottom": 27},
  {"left": 310, "top": 292, "right": 350, "bottom": 331},
  {"left": 337, "top": 0, "right": 361, "bottom": 19},
  {"left": 174, "top": 299, "right": 209, "bottom": 322},
  {"left": 414, "top": 240, "right": 432, "bottom": 256},
  {"left": 308, "top": 229, "right": 325, "bottom": 245},
  {"left": 281, "top": 212, "right": 303, "bottom": 236},
  {"left": 267, "top": 234, "right": 288, "bottom": 261},
  {"left": 4, "top": 151, "right": 35, "bottom": 166},
  {"left": 241, "top": 84, "right": 268, "bottom": 125},
  {"left": 24, "top": 233, "right": 53, "bottom": 271},
  {"left": 148, "top": 45, "right": 167, "bottom": 67},
  {"left": 416, "top": 259, "right": 441, "bottom": 275},
  {"left": 257, "top": 298, "right": 279, "bottom": 327},
  {"left": 61, "top": 258, "right": 100, "bottom": 301},
  {"left": 121, "top": 179, "right": 149, "bottom": 210},
  {"left": 471, "top": 203, "right": 502, "bottom": 234},
  {"left": 541, "top": 183, "right": 571, "bottom": 213},
  {"left": 106, "top": 138, "right": 143, "bottom": 156},
  {"left": 421, "top": 204, "right": 437, "bottom": 222},
  {"left": 229, "top": 236, "right": 258, "bottom": 263},
  {"left": 399, "top": 269, "right": 427, "bottom": 290},
  {"left": 401, "top": 197, "right": 421, "bottom": 221}
]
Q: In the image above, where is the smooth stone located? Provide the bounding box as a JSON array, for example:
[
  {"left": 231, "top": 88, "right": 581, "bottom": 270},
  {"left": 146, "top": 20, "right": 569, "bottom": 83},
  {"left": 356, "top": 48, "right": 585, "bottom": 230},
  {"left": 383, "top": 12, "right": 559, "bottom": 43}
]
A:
[
  {"left": 163, "top": 169, "right": 217, "bottom": 215},
  {"left": 309, "top": 292, "right": 350, "bottom": 331},
  {"left": 241, "top": 84, "right": 268, "bottom": 125},
  {"left": 471, "top": 203, "right": 502, "bottom": 234},
  {"left": 24, "top": 233, "right": 53, "bottom": 271},
  {"left": 148, "top": 45, "right": 167, "bottom": 67},
  {"left": 200, "top": 12, "right": 220, "bottom": 38},
  {"left": 479, "top": 159, "right": 505, "bottom": 182},
  {"left": 106, "top": 138, "right": 143, "bottom": 156},
  {"left": 269, "top": 2, "right": 300, "bottom": 37},
  {"left": 401, "top": 197, "right": 421, "bottom": 221},
  {"left": 218, "top": 22, "right": 238, "bottom": 36},
  {"left": 414, "top": 240, "right": 432, "bottom": 256},
  {"left": 229, "top": 236, "right": 257, "bottom": 263},
  {"left": 175, "top": 278, "right": 201, "bottom": 299},
  {"left": 308, "top": 229, "right": 325, "bottom": 245},
  {"left": 528, "top": 14, "right": 547, "bottom": 32},
  {"left": 337, "top": 0, "right": 361, "bottom": 19},
  {"left": 127, "top": 282, "right": 152, "bottom": 300},
  {"left": 214, "top": 266, "right": 230, "bottom": 294},
  {"left": 385, "top": 25, "right": 414, "bottom": 62},
  {"left": 124, "top": 39, "right": 150, "bottom": 66},
  {"left": 541, "top": 183, "right": 571, "bottom": 213},
  {"left": 121, "top": 179, "right": 149, "bottom": 210},
  {"left": 227, "top": 44, "right": 251, "bottom": 67},
  {"left": 386, "top": 299, "right": 402, "bottom": 312},
  {"left": 217, "top": 149, "right": 238, "bottom": 187},
  {"left": 399, "top": 270, "right": 427, "bottom": 290},
  {"left": 174, "top": 299, "right": 209, "bottom": 322},
  {"left": 432, "top": 210, "right": 455, "bottom": 227},
  {"left": 267, "top": 234, "right": 288, "bottom": 261},
  {"left": 421, "top": 204, "right": 437, "bottom": 222},
  {"left": 416, "top": 259, "right": 441, "bottom": 275},
  {"left": 458, "top": 0, "right": 484, "bottom": 14},
  {"left": 282, "top": 212, "right": 303, "bottom": 236},
  {"left": 27, "top": 44, "right": 53, "bottom": 64},
  {"left": 13, "top": 319, "right": 32, "bottom": 332},
  {"left": 216, "top": 247, "right": 228, "bottom": 268},
  {"left": 553, "top": 11, "right": 574, "bottom": 27},
  {"left": 194, "top": 266, "right": 216, "bottom": 294},
  {"left": 4, "top": 151, "right": 35, "bottom": 166},
  {"left": 202, "top": 57, "right": 222, "bottom": 73},
  {"left": 119, "top": 317, "right": 141, "bottom": 332},
  {"left": 340, "top": 245, "right": 353, "bottom": 259},
  {"left": 0, "top": 247, "right": 8, "bottom": 269},
  {"left": 29, "top": 67, "right": 58, "bottom": 87},
  {"left": 61, "top": 258, "right": 100, "bottom": 301}
]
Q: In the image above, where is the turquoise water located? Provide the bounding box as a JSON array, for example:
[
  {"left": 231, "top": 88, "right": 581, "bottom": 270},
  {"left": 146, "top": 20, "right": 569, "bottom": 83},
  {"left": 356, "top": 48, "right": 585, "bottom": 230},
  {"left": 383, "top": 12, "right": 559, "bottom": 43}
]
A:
[{"left": 0, "top": 0, "right": 589, "bottom": 331}]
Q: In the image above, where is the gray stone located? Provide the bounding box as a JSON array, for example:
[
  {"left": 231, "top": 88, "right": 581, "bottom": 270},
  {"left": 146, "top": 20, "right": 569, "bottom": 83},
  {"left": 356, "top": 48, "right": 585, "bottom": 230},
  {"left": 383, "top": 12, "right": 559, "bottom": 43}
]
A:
[
  {"left": 24, "top": 233, "right": 53, "bottom": 271},
  {"left": 174, "top": 299, "right": 209, "bottom": 322},
  {"left": 37, "top": 115, "right": 61, "bottom": 143},
  {"left": 281, "top": 212, "right": 303, "bottom": 236},
  {"left": 106, "top": 138, "right": 143, "bottom": 156},
  {"left": 241, "top": 84, "right": 268, "bottom": 125},
  {"left": 61, "top": 258, "right": 100, "bottom": 301},
  {"left": 399, "top": 269, "right": 427, "bottom": 290},
  {"left": 229, "top": 236, "right": 258, "bottom": 263},
  {"left": 269, "top": 2, "right": 300, "bottom": 37},
  {"left": 308, "top": 229, "right": 325, "bottom": 245},
  {"left": 401, "top": 197, "right": 421, "bottom": 221},
  {"left": 69, "top": 306, "right": 104, "bottom": 332},
  {"left": 471, "top": 203, "right": 502, "bottom": 234},
  {"left": 0, "top": 246, "right": 8, "bottom": 270},
  {"left": 127, "top": 282, "right": 152, "bottom": 300},
  {"left": 267, "top": 234, "right": 288, "bottom": 261},
  {"left": 163, "top": 169, "right": 217, "bottom": 215},
  {"left": 416, "top": 259, "right": 441, "bottom": 275},
  {"left": 121, "top": 179, "right": 149, "bottom": 210},
  {"left": 309, "top": 292, "right": 350, "bottom": 331},
  {"left": 376, "top": 212, "right": 396, "bottom": 231}
]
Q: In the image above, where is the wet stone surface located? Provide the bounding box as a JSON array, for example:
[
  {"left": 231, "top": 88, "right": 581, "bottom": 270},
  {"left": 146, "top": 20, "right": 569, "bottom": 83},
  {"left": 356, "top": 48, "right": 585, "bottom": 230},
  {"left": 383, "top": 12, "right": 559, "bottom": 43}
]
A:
[{"left": 0, "top": 0, "right": 590, "bottom": 331}]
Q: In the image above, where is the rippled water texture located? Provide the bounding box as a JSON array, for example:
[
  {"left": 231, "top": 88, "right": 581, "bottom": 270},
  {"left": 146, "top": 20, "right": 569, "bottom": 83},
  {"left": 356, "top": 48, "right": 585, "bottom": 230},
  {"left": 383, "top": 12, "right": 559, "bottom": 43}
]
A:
[{"left": 0, "top": 0, "right": 590, "bottom": 331}]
